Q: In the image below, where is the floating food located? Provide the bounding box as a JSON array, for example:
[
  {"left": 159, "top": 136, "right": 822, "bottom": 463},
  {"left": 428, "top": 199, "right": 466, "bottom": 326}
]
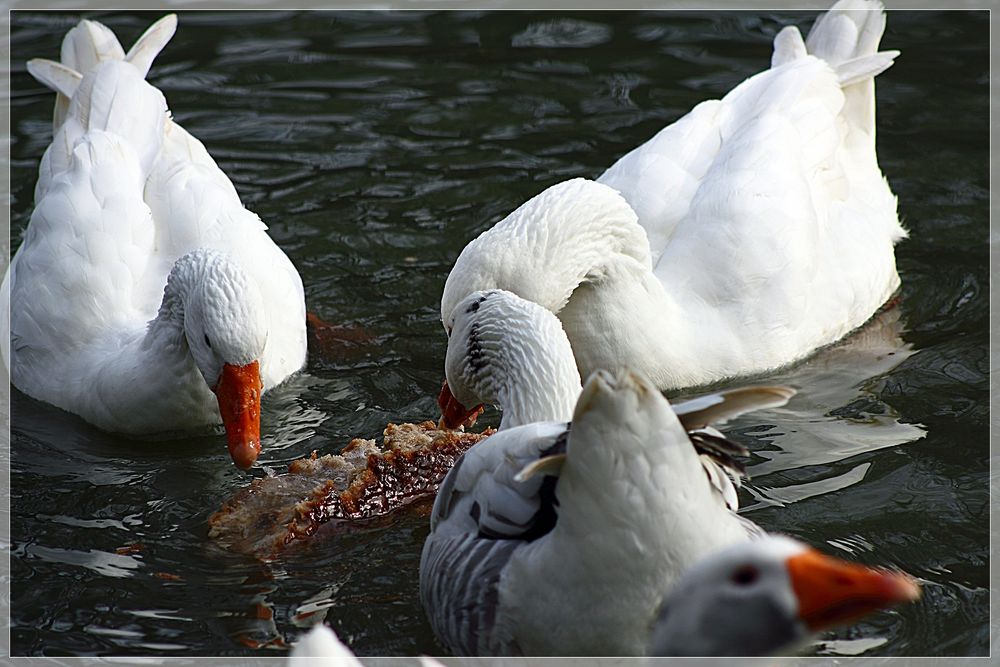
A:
[{"left": 208, "top": 422, "right": 493, "bottom": 559}]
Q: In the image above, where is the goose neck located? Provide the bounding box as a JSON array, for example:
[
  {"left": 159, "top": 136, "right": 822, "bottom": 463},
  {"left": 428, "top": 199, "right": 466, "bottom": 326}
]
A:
[{"left": 442, "top": 178, "right": 651, "bottom": 325}]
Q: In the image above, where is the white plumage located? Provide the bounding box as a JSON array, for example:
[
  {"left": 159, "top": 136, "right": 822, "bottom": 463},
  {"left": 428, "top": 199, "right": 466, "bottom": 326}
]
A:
[
  {"left": 421, "top": 368, "right": 921, "bottom": 657},
  {"left": 648, "top": 535, "right": 920, "bottom": 657},
  {"left": 440, "top": 288, "right": 796, "bottom": 511},
  {"left": 289, "top": 625, "right": 363, "bottom": 666},
  {"left": 4, "top": 16, "right": 306, "bottom": 468},
  {"left": 289, "top": 624, "right": 446, "bottom": 667},
  {"left": 420, "top": 369, "right": 791, "bottom": 656},
  {"left": 443, "top": 289, "right": 583, "bottom": 430},
  {"left": 441, "top": 0, "right": 904, "bottom": 390},
  {"left": 293, "top": 537, "right": 918, "bottom": 660}
]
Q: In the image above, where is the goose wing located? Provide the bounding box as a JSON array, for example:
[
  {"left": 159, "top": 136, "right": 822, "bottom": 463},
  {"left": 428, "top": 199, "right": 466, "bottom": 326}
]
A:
[
  {"left": 675, "top": 386, "right": 795, "bottom": 513},
  {"left": 6, "top": 62, "right": 166, "bottom": 393},
  {"left": 420, "top": 422, "right": 569, "bottom": 657}
]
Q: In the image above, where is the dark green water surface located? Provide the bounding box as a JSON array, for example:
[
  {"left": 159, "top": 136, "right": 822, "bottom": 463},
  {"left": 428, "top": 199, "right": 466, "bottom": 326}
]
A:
[{"left": 8, "top": 9, "right": 988, "bottom": 659}]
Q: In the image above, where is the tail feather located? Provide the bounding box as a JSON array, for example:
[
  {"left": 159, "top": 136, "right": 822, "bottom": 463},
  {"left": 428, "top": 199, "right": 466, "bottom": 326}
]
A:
[
  {"left": 834, "top": 50, "right": 899, "bottom": 87},
  {"left": 806, "top": 0, "right": 888, "bottom": 66},
  {"left": 772, "top": 0, "right": 897, "bottom": 139},
  {"left": 54, "top": 20, "right": 125, "bottom": 129},
  {"left": 26, "top": 59, "right": 82, "bottom": 99},
  {"left": 51, "top": 16, "right": 176, "bottom": 131},
  {"left": 60, "top": 19, "right": 125, "bottom": 73},
  {"left": 124, "top": 15, "right": 177, "bottom": 78},
  {"left": 771, "top": 26, "right": 808, "bottom": 68}
]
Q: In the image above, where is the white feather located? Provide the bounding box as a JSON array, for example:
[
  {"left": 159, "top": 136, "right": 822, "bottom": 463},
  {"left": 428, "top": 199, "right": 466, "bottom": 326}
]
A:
[
  {"left": 421, "top": 370, "right": 763, "bottom": 656},
  {"left": 4, "top": 16, "right": 306, "bottom": 449},
  {"left": 442, "top": 0, "right": 903, "bottom": 391}
]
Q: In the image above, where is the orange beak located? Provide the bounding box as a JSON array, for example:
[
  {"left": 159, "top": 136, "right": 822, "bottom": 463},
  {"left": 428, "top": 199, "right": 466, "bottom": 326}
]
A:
[
  {"left": 788, "top": 548, "right": 921, "bottom": 631},
  {"left": 213, "top": 360, "right": 263, "bottom": 470},
  {"left": 437, "top": 380, "right": 483, "bottom": 430}
]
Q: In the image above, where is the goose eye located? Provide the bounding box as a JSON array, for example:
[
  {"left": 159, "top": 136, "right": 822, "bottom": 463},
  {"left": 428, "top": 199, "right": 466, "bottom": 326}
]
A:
[
  {"left": 731, "top": 566, "right": 759, "bottom": 586},
  {"left": 204, "top": 333, "right": 212, "bottom": 349}
]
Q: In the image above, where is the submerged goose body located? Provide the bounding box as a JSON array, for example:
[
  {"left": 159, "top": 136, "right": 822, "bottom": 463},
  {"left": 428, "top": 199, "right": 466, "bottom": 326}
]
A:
[
  {"left": 420, "top": 369, "right": 791, "bottom": 656},
  {"left": 441, "top": 0, "right": 904, "bottom": 390},
  {"left": 4, "top": 17, "right": 306, "bottom": 467}
]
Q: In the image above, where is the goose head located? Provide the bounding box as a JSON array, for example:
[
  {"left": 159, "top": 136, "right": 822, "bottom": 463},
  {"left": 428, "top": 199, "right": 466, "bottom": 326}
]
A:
[
  {"left": 648, "top": 535, "right": 921, "bottom": 657},
  {"left": 439, "top": 289, "right": 582, "bottom": 430},
  {"left": 166, "top": 250, "right": 268, "bottom": 469}
]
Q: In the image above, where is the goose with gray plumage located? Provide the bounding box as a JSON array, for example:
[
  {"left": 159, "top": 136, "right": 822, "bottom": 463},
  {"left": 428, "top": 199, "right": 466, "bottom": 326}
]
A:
[
  {"left": 420, "top": 369, "right": 793, "bottom": 655},
  {"left": 438, "top": 288, "right": 793, "bottom": 511},
  {"left": 648, "top": 535, "right": 920, "bottom": 657}
]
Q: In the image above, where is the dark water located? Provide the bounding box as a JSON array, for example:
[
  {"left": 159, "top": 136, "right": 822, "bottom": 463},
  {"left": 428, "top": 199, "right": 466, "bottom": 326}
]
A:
[{"left": 8, "top": 9, "right": 988, "bottom": 659}]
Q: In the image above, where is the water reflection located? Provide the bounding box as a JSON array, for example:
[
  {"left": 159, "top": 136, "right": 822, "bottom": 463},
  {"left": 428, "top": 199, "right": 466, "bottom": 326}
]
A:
[
  {"left": 9, "top": 8, "right": 988, "bottom": 660},
  {"left": 730, "top": 306, "right": 926, "bottom": 510},
  {"left": 23, "top": 544, "right": 141, "bottom": 579}
]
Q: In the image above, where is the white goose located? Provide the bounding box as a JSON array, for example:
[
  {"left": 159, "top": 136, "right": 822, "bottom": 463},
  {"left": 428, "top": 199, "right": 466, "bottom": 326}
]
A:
[
  {"left": 3, "top": 16, "right": 306, "bottom": 468},
  {"left": 441, "top": 0, "right": 905, "bottom": 390},
  {"left": 439, "top": 289, "right": 582, "bottom": 430},
  {"left": 294, "top": 539, "right": 917, "bottom": 661},
  {"left": 647, "top": 535, "right": 920, "bottom": 657},
  {"left": 438, "top": 288, "right": 794, "bottom": 511},
  {"left": 420, "top": 369, "right": 793, "bottom": 656}
]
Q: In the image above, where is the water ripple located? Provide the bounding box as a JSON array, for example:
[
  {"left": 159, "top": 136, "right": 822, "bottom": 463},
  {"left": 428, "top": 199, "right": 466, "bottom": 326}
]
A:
[{"left": 8, "top": 8, "right": 988, "bottom": 659}]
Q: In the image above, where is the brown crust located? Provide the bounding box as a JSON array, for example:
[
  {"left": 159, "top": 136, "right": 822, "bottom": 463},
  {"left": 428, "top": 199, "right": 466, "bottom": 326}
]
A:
[{"left": 208, "top": 422, "right": 494, "bottom": 559}]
